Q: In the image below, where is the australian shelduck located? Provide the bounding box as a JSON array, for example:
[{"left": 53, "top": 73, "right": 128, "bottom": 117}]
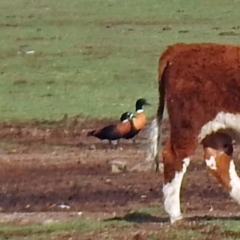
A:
[
  {"left": 122, "top": 98, "right": 150, "bottom": 143},
  {"left": 87, "top": 111, "right": 134, "bottom": 147}
]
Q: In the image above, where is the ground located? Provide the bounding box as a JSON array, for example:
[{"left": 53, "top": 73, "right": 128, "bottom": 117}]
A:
[
  {"left": 0, "top": 117, "right": 240, "bottom": 239},
  {"left": 1, "top": 0, "right": 240, "bottom": 238}
]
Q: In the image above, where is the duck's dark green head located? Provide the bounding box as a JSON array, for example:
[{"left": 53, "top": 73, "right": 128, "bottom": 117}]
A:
[
  {"left": 135, "top": 98, "right": 150, "bottom": 112},
  {"left": 120, "top": 111, "right": 134, "bottom": 122}
]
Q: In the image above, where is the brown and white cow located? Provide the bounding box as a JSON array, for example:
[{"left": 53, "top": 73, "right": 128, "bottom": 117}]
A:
[{"left": 148, "top": 42, "right": 240, "bottom": 223}]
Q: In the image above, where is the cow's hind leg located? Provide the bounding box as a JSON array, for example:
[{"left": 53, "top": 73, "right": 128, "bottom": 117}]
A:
[
  {"left": 162, "top": 140, "right": 191, "bottom": 223},
  {"left": 203, "top": 132, "right": 240, "bottom": 204}
]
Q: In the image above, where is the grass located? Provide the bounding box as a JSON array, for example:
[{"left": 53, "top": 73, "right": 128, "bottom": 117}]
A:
[
  {"left": 2, "top": 217, "right": 240, "bottom": 240},
  {"left": 143, "top": 219, "right": 240, "bottom": 240},
  {"left": 131, "top": 205, "right": 166, "bottom": 215},
  {"left": 0, "top": 0, "right": 240, "bottom": 120},
  {"left": 0, "top": 218, "right": 132, "bottom": 239}
]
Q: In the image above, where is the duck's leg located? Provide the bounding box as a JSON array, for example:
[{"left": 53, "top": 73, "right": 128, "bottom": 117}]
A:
[
  {"left": 132, "top": 138, "right": 137, "bottom": 145},
  {"left": 114, "top": 140, "right": 120, "bottom": 149},
  {"left": 108, "top": 140, "right": 113, "bottom": 148},
  {"left": 109, "top": 140, "right": 119, "bottom": 149}
]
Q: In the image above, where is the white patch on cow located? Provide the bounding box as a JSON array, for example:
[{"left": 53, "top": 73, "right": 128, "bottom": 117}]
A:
[
  {"left": 199, "top": 112, "right": 240, "bottom": 142},
  {"left": 229, "top": 160, "right": 240, "bottom": 204},
  {"left": 205, "top": 156, "right": 217, "bottom": 170},
  {"left": 136, "top": 109, "right": 144, "bottom": 113},
  {"left": 162, "top": 158, "right": 190, "bottom": 224}
]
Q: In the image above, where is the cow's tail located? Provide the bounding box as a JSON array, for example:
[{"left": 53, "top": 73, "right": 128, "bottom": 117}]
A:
[{"left": 146, "top": 61, "right": 169, "bottom": 172}]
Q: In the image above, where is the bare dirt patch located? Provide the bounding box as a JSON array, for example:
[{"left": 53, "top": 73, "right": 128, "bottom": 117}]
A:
[{"left": 0, "top": 117, "right": 239, "bottom": 239}]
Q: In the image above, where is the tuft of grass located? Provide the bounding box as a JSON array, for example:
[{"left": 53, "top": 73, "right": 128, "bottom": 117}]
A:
[
  {"left": 131, "top": 205, "right": 165, "bottom": 215},
  {"left": 147, "top": 231, "right": 201, "bottom": 240},
  {"left": 208, "top": 220, "right": 240, "bottom": 239},
  {"left": 219, "top": 31, "right": 240, "bottom": 36}
]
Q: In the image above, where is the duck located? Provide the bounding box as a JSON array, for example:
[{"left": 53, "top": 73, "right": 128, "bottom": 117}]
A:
[
  {"left": 133, "top": 98, "right": 150, "bottom": 130},
  {"left": 122, "top": 98, "right": 150, "bottom": 143},
  {"left": 87, "top": 112, "right": 134, "bottom": 147}
]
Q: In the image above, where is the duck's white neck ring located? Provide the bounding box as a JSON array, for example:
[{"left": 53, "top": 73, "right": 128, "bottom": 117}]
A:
[{"left": 136, "top": 109, "right": 144, "bottom": 113}]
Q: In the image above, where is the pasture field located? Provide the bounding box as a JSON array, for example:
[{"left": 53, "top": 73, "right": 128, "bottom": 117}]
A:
[{"left": 0, "top": 0, "right": 240, "bottom": 239}]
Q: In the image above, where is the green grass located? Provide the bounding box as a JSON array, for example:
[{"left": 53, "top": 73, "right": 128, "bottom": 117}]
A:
[
  {"left": 2, "top": 217, "right": 240, "bottom": 240},
  {"left": 0, "top": 0, "right": 240, "bottom": 120},
  {"left": 131, "top": 205, "right": 166, "bottom": 215},
  {"left": 210, "top": 220, "right": 240, "bottom": 239},
  {"left": 149, "top": 228, "right": 201, "bottom": 240},
  {"left": 0, "top": 218, "right": 132, "bottom": 239},
  {"left": 146, "top": 219, "right": 240, "bottom": 240}
]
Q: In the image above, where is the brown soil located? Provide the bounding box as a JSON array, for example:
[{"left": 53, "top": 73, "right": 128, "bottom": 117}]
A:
[{"left": 0, "top": 116, "right": 239, "bottom": 239}]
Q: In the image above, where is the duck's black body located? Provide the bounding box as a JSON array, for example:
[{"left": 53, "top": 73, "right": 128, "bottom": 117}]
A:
[
  {"left": 87, "top": 112, "right": 133, "bottom": 146},
  {"left": 123, "top": 130, "right": 141, "bottom": 139},
  {"left": 87, "top": 124, "right": 127, "bottom": 141},
  {"left": 121, "top": 121, "right": 140, "bottom": 139}
]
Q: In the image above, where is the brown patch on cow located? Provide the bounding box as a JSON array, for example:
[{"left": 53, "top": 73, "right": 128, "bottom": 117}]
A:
[
  {"left": 208, "top": 152, "right": 231, "bottom": 190},
  {"left": 202, "top": 133, "right": 233, "bottom": 190},
  {"left": 162, "top": 140, "right": 185, "bottom": 183},
  {"left": 202, "top": 132, "right": 233, "bottom": 156},
  {"left": 158, "top": 43, "right": 240, "bottom": 159}
]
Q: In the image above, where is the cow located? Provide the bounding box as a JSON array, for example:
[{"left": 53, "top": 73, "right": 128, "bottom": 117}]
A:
[{"left": 148, "top": 42, "right": 240, "bottom": 223}]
